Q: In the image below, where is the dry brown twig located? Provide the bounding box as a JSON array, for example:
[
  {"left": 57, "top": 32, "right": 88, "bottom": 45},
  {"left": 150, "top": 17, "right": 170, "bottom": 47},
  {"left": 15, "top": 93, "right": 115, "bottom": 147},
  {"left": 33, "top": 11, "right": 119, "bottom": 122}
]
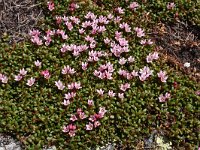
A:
[{"left": 0, "top": 0, "right": 44, "bottom": 43}]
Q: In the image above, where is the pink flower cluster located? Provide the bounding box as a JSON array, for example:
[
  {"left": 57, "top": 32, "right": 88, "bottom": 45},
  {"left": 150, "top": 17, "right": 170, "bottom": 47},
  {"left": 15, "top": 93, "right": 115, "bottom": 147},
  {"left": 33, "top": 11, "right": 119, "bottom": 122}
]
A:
[
  {"left": 167, "top": 2, "right": 175, "bottom": 10},
  {"left": 44, "top": 29, "right": 55, "bottom": 46},
  {"left": 82, "top": 12, "right": 109, "bottom": 34},
  {"left": 115, "top": 7, "right": 125, "bottom": 14},
  {"left": 134, "top": 27, "right": 145, "bottom": 38},
  {"left": 146, "top": 52, "right": 159, "bottom": 63},
  {"left": 110, "top": 41, "right": 129, "bottom": 57},
  {"left": 118, "top": 57, "right": 134, "bottom": 65},
  {"left": 129, "top": 2, "right": 139, "bottom": 11},
  {"left": 67, "top": 82, "right": 82, "bottom": 90},
  {"left": 70, "top": 108, "right": 87, "bottom": 122},
  {"left": 69, "top": 2, "right": 79, "bottom": 12},
  {"left": 29, "top": 29, "right": 43, "bottom": 45},
  {"left": 86, "top": 107, "right": 107, "bottom": 130},
  {"left": 139, "top": 66, "right": 153, "bottom": 81},
  {"left": 62, "top": 124, "right": 76, "bottom": 137},
  {"left": 119, "top": 22, "right": 131, "bottom": 32},
  {"left": 60, "top": 44, "right": 88, "bottom": 56},
  {"left": 118, "top": 69, "right": 138, "bottom": 80},
  {"left": 41, "top": 70, "right": 51, "bottom": 79},
  {"left": 88, "top": 50, "right": 103, "bottom": 62},
  {"left": 0, "top": 73, "right": 8, "bottom": 84},
  {"left": 14, "top": 68, "right": 27, "bottom": 81},
  {"left": 157, "top": 70, "right": 168, "bottom": 83},
  {"left": 140, "top": 39, "right": 153, "bottom": 45},
  {"left": 93, "top": 62, "right": 114, "bottom": 80},
  {"left": 62, "top": 92, "right": 76, "bottom": 106},
  {"left": 62, "top": 65, "right": 76, "bottom": 75},
  {"left": 56, "top": 29, "right": 68, "bottom": 40},
  {"left": 159, "top": 92, "right": 171, "bottom": 102},
  {"left": 120, "top": 83, "right": 130, "bottom": 92}
]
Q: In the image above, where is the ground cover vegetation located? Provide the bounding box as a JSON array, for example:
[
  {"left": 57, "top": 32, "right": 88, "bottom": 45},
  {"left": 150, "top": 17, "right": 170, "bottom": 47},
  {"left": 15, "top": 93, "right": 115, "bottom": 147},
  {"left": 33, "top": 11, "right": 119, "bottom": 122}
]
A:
[{"left": 0, "top": 0, "right": 199, "bottom": 149}]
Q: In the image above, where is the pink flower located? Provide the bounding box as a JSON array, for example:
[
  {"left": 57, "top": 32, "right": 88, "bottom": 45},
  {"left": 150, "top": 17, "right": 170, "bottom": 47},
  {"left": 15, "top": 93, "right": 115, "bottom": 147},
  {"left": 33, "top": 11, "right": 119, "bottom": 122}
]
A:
[
  {"left": 128, "top": 56, "right": 135, "bottom": 63},
  {"left": 47, "top": 1, "right": 55, "bottom": 11},
  {"left": 26, "top": 77, "right": 35, "bottom": 86},
  {"left": 157, "top": 70, "right": 168, "bottom": 83},
  {"left": 81, "top": 62, "right": 88, "bottom": 70},
  {"left": 34, "top": 60, "right": 42, "bottom": 67},
  {"left": 159, "top": 92, "right": 171, "bottom": 102},
  {"left": 165, "top": 92, "right": 171, "bottom": 99},
  {"left": 62, "top": 124, "right": 76, "bottom": 137},
  {"left": 108, "top": 90, "right": 115, "bottom": 97},
  {"left": 118, "top": 93, "right": 124, "bottom": 99},
  {"left": 79, "top": 28, "right": 85, "bottom": 34},
  {"left": 29, "top": 29, "right": 40, "bottom": 37},
  {"left": 139, "top": 66, "right": 153, "bottom": 81},
  {"left": 64, "top": 93, "right": 72, "bottom": 100},
  {"left": 62, "top": 126, "right": 69, "bottom": 133},
  {"left": 55, "top": 80, "right": 65, "bottom": 90},
  {"left": 67, "top": 82, "right": 82, "bottom": 90},
  {"left": 115, "top": 7, "right": 125, "bottom": 14},
  {"left": 31, "top": 36, "right": 43, "bottom": 45},
  {"left": 19, "top": 68, "right": 27, "bottom": 76},
  {"left": 120, "top": 83, "right": 130, "bottom": 92},
  {"left": 104, "top": 38, "right": 110, "bottom": 44},
  {"left": 14, "top": 74, "right": 23, "bottom": 81},
  {"left": 69, "top": 130, "right": 76, "bottom": 137},
  {"left": 79, "top": 112, "right": 87, "bottom": 120},
  {"left": 97, "top": 89, "right": 104, "bottom": 96},
  {"left": 107, "top": 13, "right": 114, "bottom": 20},
  {"left": 86, "top": 122, "right": 93, "bottom": 130},
  {"left": 140, "top": 39, "right": 153, "bottom": 45},
  {"left": 89, "top": 115, "right": 97, "bottom": 122},
  {"left": 94, "top": 121, "right": 101, "bottom": 128},
  {"left": 69, "top": 2, "right": 79, "bottom": 12},
  {"left": 65, "top": 21, "right": 73, "bottom": 31},
  {"left": 158, "top": 94, "right": 166, "bottom": 102},
  {"left": 0, "top": 74, "right": 8, "bottom": 83},
  {"left": 131, "top": 70, "right": 138, "bottom": 77},
  {"left": 98, "top": 107, "right": 107, "bottom": 117},
  {"left": 70, "top": 114, "right": 78, "bottom": 122},
  {"left": 63, "top": 124, "right": 76, "bottom": 137},
  {"left": 151, "top": 52, "right": 159, "bottom": 60},
  {"left": 62, "top": 99, "right": 70, "bottom": 106},
  {"left": 195, "top": 90, "right": 200, "bottom": 96},
  {"left": 62, "top": 65, "right": 76, "bottom": 75},
  {"left": 146, "top": 52, "right": 159, "bottom": 63},
  {"left": 88, "top": 99, "right": 94, "bottom": 106},
  {"left": 114, "top": 16, "right": 122, "bottom": 24},
  {"left": 118, "top": 69, "right": 127, "bottom": 76},
  {"left": 74, "top": 82, "right": 82, "bottom": 89},
  {"left": 76, "top": 108, "right": 82, "bottom": 115},
  {"left": 129, "top": 2, "right": 139, "bottom": 10},
  {"left": 167, "top": 2, "right": 175, "bottom": 10},
  {"left": 119, "top": 57, "right": 127, "bottom": 65},
  {"left": 41, "top": 70, "right": 51, "bottom": 79},
  {"left": 134, "top": 27, "right": 145, "bottom": 37}
]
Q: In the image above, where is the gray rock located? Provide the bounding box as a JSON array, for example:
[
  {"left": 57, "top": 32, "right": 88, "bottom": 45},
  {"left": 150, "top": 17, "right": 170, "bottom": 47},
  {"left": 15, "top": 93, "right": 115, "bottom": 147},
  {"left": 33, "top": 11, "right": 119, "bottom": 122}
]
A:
[{"left": 0, "top": 134, "right": 22, "bottom": 150}]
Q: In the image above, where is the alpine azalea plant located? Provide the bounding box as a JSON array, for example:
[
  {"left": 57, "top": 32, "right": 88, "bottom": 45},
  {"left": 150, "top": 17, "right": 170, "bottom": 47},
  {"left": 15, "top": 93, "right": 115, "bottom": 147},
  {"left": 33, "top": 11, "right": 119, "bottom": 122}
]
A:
[{"left": 0, "top": 0, "right": 199, "bottom": 149}]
